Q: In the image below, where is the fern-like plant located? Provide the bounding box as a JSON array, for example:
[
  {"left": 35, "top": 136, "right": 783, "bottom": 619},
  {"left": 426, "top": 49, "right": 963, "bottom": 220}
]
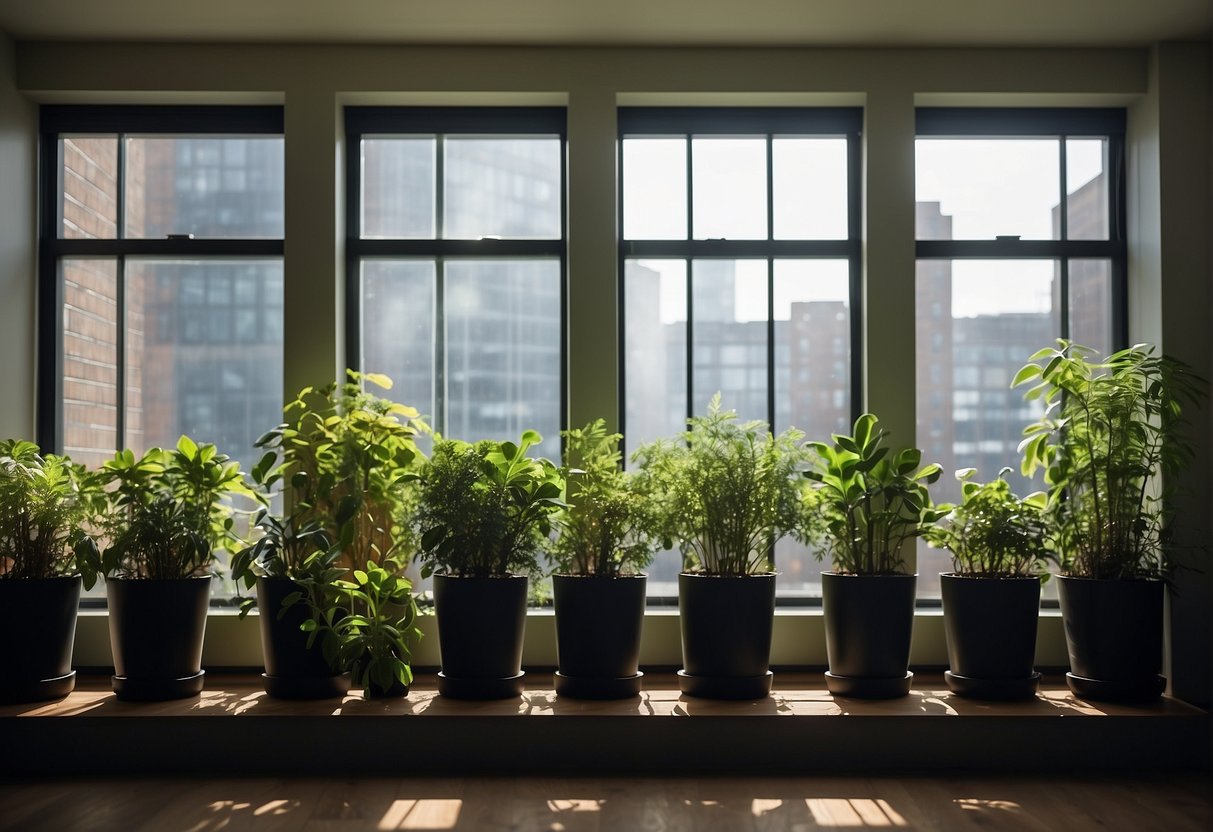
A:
[
  {"left": 0, "top": 440, "right": 98, "bottom": 584},
  {"left": 1015, "top": 341, "right": 1205, "bottom": 580},
  {"left": 552, "top": 420, "right": 654, "bottom": 577},
  {"left": 631, "top": 395, "right": 807, "bottom": 577},
  {"left": 923, "top": 467, "right": 1053, "bottom": 578},
  {"left": 803, "top": 413, "right": 946, "bottom": 575}
]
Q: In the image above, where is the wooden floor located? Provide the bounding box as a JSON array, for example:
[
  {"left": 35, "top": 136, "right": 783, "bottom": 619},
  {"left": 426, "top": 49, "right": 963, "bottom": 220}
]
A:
[{"left": 0, "top": 773, "right": 1208, "bottom": 831}]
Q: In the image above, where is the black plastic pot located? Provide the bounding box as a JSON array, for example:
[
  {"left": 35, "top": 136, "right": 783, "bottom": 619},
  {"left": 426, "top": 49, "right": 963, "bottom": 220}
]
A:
[
  {"left": 433, "top": 574, "right": 528, "bottom": 700},
  {"left": 940, "top": 573, "right": 1041, "bottom": 700},
  {"left": 107, "top": 576, "right": 211, "bottom": 701},
  {"left": 1057, "top": 575, "right": 1165, "bottom": 701},
  {"left": 553, "top": 574, "right": 647, "bottom": 699},
  {"left": 822, "top": 572, "right": 916, "bottom": 699},
  {"left": 256, "top": 577, "right": 351, "bottom": 700},
  {"left": 0, "top": 576, "right": 82, "bottom": 703},
  {"left": 678, "top": 572, "right": 776, "bottom": 700}
]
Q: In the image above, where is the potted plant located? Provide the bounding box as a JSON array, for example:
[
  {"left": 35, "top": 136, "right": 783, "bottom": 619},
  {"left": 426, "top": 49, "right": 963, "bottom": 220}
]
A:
[
  {"left": 414, "top": 431, "right": 564, "bottom": 700},
  {"left": 1015, "top": 341, "right": 1205, "bottom": 701},
  {"left": 803, "top": 413, "right": 946, "bottom": 699},
  {"left": 550, "top": 419, "right": 654, "bottom": 699},
  {"left": 632, "top": 394, "right": 807, "bottom": 700},
  {"left": 85, "top": 437, "right": 258, "bottom": 701},
  {"left": 0, "top": 441, "right": 98, "bottom": 703},
  {"left": 232, "top": 372, "right": 426, "bottom": 700},
  {"left": 923, "top": 467, "right": 1053, "bottom": 700}
]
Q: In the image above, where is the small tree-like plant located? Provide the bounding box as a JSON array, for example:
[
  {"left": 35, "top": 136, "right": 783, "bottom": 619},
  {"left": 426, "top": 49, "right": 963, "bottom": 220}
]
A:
[
  {"left": 924, "top": 467, "right": 1053, "bottom": 578},
  {"left": 415, "top": 431, "right": 565, "bottom": 578},
  {"left": 631, "top": 395, "right": 807, "bottom": 577},
  {"left": 1015, "top": 341, "right": 1205, "bottom": 580},
  {"left": 803, "top": 413, "right": 946, "bottom": 575},
  {"left": 552, "top": 420, "right": 654, "bottom": 577},
  {"left": 0, "top": 440, "right": 98, "bottom": 583}
]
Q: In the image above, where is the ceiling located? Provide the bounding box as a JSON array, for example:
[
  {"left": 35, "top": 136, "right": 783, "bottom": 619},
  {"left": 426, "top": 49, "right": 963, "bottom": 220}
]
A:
[{"left": 0, "top": 0, "right": 1209, "bottom": 47}]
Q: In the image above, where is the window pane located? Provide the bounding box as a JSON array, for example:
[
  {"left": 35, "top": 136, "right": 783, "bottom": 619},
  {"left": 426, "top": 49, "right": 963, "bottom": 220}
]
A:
[
  {"left": 444, "top": 259, "right": 561, "bottom": 461},
  {"left": 61, "top": 136, "right": 118, "bottom": 239},
  {"left": 622, "top": 138, "right": 686, "bottom": 240},
  {"left": 916, "top": 139, "right": 1060, "bottom": 240},
  {"left": 1066, "top": 138, "right": 1109, "bottom": 240},
  {"left": 624, "top": 259, "right": 687, "bottom": 453},
  {"left": 62, "top": 258, "right": 119, "bottom": 470},
  {"left": 915, "top": 259, "right": 1058, "bottom": 597},
  {"left": 691, "top": 259, "right": 768, "bottom": 419},
  {"left": 443, "top": 137, "right": 561, "bottom": 239},
  {"left": 692, "top": 138, "right": 767, "bottom": 240},
  {"left": 773, "top": 138, "right": 848, "bottom": 240},
  {"left": 124, "top": 259, "right": 284, "bottom": 476},
  {"left": 1069, "top": 259, "right": 1113, "bottom": 356},
  {"left": 361, "top": 260, "right": 436, "bottom": 431},
  {"left": 361, "top": 138, "right": 435, "bottom": 239},
  {"left": 124, "top": 137, "right": 285, "bottom": 239}
]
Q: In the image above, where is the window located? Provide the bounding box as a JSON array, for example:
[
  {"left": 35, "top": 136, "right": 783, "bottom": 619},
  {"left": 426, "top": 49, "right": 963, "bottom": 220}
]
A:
[
  {"left": 619, "top": 108, "right": 862, "bottom": 600},
  {"left": 914, "top": 109, "right": 1127, "bottom": 599},
  {"left": 345, "top": 108, "right": 566, "bottom": 463},
  {"left": 39, "top": 106, "right": 286, "bottom": 601}
]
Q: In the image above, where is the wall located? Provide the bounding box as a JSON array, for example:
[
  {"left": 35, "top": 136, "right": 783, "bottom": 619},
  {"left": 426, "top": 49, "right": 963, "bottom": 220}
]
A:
[
  {"left": 8, "top": 42, "right": 1213, "bottom": 698},
  {"left": 0, "top": 33, "right": 35, "bottom": 438}
]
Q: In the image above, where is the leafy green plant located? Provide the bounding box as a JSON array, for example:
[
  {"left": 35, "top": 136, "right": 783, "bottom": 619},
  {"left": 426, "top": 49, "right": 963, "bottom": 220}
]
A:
[
  {"left": 0, "top": 440, "right": 99, "bottom": 583},
  {"left": 803, "top": 413, "right": 945, "bottom": 575},
  {"left": 552, "top": 419, "right": 654, "bottom": 577},
  {"left": 923, "top": 467, "right": 1053, "bottom": 578},
  {"left": 1015, "top": 341, "right": 1205, "bottom": 580},
  {"left": 415, "top": 431, "right": 565, "bottom": 578},
  {"left": 631, "top": 395, "right": 807, "bottom": 577},
  {"left": 87, "top": 436, "right": 259, "bottom": 582},
  {"left": 232, "top": 371, "right": 427, "bottom": 696}
]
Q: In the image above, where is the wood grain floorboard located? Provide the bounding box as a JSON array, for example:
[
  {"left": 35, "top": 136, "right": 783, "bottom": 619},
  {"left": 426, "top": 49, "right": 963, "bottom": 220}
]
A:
[{"left": 0, "top": 774, "right": 1208, "bottom": 832}]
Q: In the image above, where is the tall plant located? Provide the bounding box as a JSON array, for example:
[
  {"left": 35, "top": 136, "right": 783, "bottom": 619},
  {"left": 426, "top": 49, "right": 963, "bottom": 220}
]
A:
[
  {"left": 552, "top": 420, "right": 653, "bottom": 577},
  {"left": 415, "top": 431, "right": 565, "bottom": 578},
  {"left": 0, "top": 440, "right": 98, "bottom": 583},
  {"left": 803, "top": 413, "right": 945, "bottom": 575},
  {"left": 1015, "top": 341, "right": 1205, "bottom": 580},
  {"left": 631, "top": 395, "right": 807, "bottom": 577},
  {"left": 923, "top": 468, "right": 1053, "bottom": 578},
  {"left": 87, "top": 436, "right": 259, "bottom": 581}
]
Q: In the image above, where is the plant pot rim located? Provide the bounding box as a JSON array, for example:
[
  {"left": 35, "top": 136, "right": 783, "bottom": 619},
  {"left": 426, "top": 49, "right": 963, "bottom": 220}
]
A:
[
  {"left": 553, "top": 572, "right": 648, "bottom": 579},
  {"left": 940, "top": 572, "right": 1042, "bottom": 581},
  {"left": 822, "top": 571, "right": 916, "bottom": 578},
  {"left": 0, "top": 574, "right": 82, "bottom": 582},
  {"left": 434, "top": 572, "right": 528, "bottom": 580},
  {"left": 679, "top": 571, "right": 778, "bottom": 578},
  {"left": 1056, "top": 574, "right": 1163, "bottom": 584},
  {"left": 106, "top": 574, "right": 213, "bottom": 582}
]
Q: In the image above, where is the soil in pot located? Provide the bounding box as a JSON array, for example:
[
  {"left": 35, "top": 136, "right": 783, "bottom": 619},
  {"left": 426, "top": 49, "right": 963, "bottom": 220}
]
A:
[
  {"left": 1057, "top": 575, "right": 1165, "bottom": 702},
  {"left": 822, "top": 572, "right": 916, "bottom": 699},
  {"left": 941, "top": 573, "right": 1041, "bottom": 700},
  {"left": 257, "top": 577, "right": 351, "bottom": 700},
  {"left": 553, "top": 574, "right": 646, "bottom": 699},
  {"left": 434, "top": 574, "right": 528, "bottom": 700},
  {"left": 0, "top": 576, "right": 82, "bottom": 703},
  {"left": 107, "top": 576, "right": 211, "bottom": 701},
  {"left": 678, "top": 572, "right": 775, "bottom": 700}
]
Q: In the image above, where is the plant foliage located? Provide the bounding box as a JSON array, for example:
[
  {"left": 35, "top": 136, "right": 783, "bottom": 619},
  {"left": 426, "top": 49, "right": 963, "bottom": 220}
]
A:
[
  {"left": 1015, "top": 341, "right": 1206, "bottom": 580},
  {"left": 803, "top": 413, "right": 945, "bottom": 575},
  {"left": 0, "top": 440, "right": 98, "bottom": 583},
  {"left": 88, "top": 436, "right": 259, "bottom": 581},
  {"left": 415, "top": 431, "right": 565, "bottom": 578},
  {"left": 631, "top": 394, "right": 807, "bottom": 577},
  {"left": 552, "top": 420, "right": 654, "bottom": 577},
  {"left": 923, "top": 467, "right": 1053, "bottom": 578}
]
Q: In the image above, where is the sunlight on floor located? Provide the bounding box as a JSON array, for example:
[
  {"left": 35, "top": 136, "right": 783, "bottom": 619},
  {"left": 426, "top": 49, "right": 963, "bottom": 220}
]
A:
[
  {"left": 804, "top": 798, "right": 910, "bottom": 827},
  {"left": 378, "top": 798, "right": 462, "bottom": 830}
]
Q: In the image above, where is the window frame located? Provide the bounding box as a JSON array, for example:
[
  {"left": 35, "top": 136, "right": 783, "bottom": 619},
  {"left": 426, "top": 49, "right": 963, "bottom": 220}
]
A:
[
  {"left": 36, "top": 105, "right": 286, "bottom": 456},
  {"left": 342, "top": 106, "right": 569, "bottom": 446}
]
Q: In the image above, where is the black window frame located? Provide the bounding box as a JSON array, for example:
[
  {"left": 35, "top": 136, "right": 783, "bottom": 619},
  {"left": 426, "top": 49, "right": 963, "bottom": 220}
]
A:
[
  {"left": 618, "top": 107, "right": 864, "bottom": 606},
  {"left": 37, "top": 104, "right": 286, "bottom": 456},
  {"left": 343, "top": 106, "right": 569, "bottom": 446}
]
